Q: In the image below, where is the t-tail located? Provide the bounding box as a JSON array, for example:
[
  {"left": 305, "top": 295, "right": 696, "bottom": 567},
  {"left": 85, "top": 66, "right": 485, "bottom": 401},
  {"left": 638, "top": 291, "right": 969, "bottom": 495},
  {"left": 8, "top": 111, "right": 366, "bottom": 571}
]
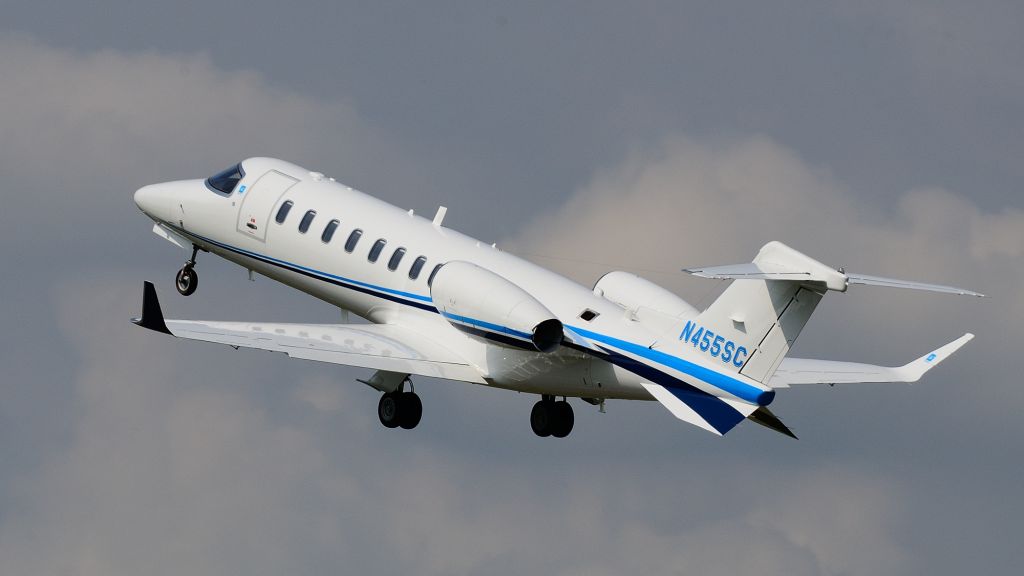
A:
[{"left": 649, "top": 241, "right": 981, "bottom": 438}]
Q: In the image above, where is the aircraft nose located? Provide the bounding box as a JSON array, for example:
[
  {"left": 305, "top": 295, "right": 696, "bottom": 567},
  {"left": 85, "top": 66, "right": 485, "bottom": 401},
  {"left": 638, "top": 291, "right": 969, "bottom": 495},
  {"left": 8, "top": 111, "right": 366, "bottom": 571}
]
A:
[{"left": 134, "top": 184, "right": 158, "bottom": 215}]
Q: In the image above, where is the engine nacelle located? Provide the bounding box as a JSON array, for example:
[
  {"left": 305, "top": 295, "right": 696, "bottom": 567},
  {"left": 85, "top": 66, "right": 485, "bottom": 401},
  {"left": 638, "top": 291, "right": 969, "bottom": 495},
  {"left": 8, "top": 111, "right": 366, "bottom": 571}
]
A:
[
  {"left": 430, "top": 261, "right": 563, "bottom": 353},
  {"left": 593, "top": 271, "right": 699, "bottom": 333}
]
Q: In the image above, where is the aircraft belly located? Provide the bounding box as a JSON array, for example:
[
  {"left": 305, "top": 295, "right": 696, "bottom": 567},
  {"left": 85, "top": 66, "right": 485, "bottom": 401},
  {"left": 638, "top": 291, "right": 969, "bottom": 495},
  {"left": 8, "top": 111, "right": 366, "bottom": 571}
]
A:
[
  {"left": 480, "top": 348, "right": 651, "bottom": 400},
  {"left": 204, "top": 243, "right": 384, "bottom": 318}
]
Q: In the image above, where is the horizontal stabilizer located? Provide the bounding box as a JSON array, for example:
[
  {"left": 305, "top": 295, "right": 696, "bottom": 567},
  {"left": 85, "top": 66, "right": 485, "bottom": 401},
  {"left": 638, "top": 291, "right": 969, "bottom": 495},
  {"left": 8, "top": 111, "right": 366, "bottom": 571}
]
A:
[
  {"left": 770, "top": 333, "right": 974, "bottom": 387},
  {"left": 845, "top": 273, "right": 984, "bottom": 297},
  {"left": 684, "top": 241, "right": 983, "bottom": 296},
  {"left": 684, "top": 261, "right": 823, "bottom": 281}
]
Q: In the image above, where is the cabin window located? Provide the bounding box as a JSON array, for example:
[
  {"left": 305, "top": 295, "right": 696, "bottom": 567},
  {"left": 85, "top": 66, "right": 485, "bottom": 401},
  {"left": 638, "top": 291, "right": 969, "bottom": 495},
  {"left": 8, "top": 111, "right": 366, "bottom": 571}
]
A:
[
  {"left": 321, "top": 219, "right": 340, "bottom": 243},
  {"left": 579, "top": 309, "right": 600, "bottom": 322},
  {"left": 427, "top": 263, "right": 444, "bottom": 287},
  {"left": 388, "top": 247, "right": 407, "bottom": 271},
  {"left": 408, "top": 256, "right": 428, "bottom": 280},
  {"left": 368, "top": 238, "right": 386, "bottom": 262},
  {"left": 344, "top": 229, "right": 363, "bottom": 253},
  {"left": 205, "top": 163, "right": 244, "bottom": 196},
  {"left": 275, "top": 200, "right": 294, "bottom": 224},
  {"left": 298, "top": 210, "right": 316, "bottom": 233}
]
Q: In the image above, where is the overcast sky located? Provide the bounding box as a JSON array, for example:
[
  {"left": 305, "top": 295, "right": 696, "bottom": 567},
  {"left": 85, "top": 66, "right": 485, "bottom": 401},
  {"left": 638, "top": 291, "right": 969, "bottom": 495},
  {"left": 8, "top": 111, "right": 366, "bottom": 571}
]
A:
[{"left": 1, "top": 2, "right": 1021, "bottom": 575}]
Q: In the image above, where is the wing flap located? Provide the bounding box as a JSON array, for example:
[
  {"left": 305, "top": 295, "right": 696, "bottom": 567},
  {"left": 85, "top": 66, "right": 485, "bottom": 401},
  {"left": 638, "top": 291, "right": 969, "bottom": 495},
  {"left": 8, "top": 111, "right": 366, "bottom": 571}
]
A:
[{"left": 770, "top": 333, "right": 974, "bottom": 387}]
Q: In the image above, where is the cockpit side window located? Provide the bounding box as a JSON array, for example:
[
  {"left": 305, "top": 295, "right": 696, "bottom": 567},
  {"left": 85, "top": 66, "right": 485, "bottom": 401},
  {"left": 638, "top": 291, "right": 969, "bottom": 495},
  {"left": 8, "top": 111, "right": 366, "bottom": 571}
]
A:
[{"left": 206, "top": 163, "right": 245, "bottom": 196}]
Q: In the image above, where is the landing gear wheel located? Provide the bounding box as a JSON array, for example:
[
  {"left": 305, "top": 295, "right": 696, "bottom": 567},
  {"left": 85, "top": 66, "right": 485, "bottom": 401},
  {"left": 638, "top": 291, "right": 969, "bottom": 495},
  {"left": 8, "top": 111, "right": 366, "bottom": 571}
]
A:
[
  {"left": 551, "top": 401, "right": 574, "bottom": 438},
  {"left": 175, "top": 266, "right": 198, "bottom": 296},
  {"left": 530, "top": 400, "right": 553, "bottom": 437},
  {"left": 378, "top": 391, "right": 422, "bottom": 429},
  {"left": 398, "top": 393, "right": 422, "bottom": 429},
  {"left": 378, "top": 392, "right": 400, "bottom": 428},
  {"left": 531, "top": 398, "right": 574, "bottom": 438}
]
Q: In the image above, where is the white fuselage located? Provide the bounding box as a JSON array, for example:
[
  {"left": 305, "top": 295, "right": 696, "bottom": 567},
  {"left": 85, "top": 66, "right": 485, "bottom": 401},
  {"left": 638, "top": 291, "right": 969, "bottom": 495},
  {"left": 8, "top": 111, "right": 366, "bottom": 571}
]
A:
[{"left": 135, "top": 157, "right": 773, "bottom": 406}]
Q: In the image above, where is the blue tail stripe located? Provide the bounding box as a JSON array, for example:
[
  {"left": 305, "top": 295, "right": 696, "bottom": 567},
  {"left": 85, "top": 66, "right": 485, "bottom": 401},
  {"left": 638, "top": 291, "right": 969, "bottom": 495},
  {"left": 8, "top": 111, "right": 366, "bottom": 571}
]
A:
[
  {"left": 588, "top": 345, "right": 746, "bottom": 434},
  {"left": 567, "top": 324, "right": 772, "bottom": 406}
]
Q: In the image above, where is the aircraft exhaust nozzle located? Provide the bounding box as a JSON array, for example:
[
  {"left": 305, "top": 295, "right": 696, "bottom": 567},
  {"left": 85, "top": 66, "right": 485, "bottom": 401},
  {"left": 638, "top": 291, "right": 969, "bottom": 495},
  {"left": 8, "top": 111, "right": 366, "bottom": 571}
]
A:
[{"left": 532, "top": 319, "right": 564, "bottom": 353}]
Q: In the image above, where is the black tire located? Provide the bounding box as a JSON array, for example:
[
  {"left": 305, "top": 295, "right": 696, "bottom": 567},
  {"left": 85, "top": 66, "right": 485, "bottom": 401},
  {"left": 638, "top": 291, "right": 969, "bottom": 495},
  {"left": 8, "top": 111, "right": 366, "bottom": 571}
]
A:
[
  {"left": 175, "top": 266, "right": 198, "bottom": 296},
  {"left": 530, "top": 400, "right": 552, "bottom": 437},
  {"left": 551, "top": 401, "right": 574, "bottom": 438},
  {"left": 398, "top": 392, "right": 422, "bottom": 429},
  {"left": 378, "top": 393, "right": 400, "bottom": 428}
]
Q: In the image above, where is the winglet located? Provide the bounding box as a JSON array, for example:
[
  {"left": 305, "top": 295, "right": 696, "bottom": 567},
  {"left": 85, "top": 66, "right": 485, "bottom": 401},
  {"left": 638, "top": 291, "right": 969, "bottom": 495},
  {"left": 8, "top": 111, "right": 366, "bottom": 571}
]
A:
[
  {"left": 895, "top": 333, "right": 974, "bottom": 382},
  {"left": 131, "top": 281, "right": 172, "bottom": 335}
]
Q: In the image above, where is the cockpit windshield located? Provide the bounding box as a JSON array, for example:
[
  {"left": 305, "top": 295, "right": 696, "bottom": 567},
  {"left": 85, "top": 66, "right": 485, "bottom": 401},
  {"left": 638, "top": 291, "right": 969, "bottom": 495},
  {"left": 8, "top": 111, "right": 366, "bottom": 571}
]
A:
[{"left": 206, "top": 163, "right": 244, "bottom": 195}]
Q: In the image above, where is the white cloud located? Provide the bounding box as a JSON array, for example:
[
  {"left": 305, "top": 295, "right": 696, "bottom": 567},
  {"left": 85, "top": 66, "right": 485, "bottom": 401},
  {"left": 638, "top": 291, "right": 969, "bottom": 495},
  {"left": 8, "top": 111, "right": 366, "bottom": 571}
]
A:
[{"left": 508, "top": 134, "right": 1023, "bottom": 327}]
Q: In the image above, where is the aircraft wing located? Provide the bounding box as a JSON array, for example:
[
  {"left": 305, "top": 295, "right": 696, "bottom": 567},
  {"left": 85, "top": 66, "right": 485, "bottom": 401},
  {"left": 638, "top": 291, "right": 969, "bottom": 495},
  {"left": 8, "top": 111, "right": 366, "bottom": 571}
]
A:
[
  {"left": 769, "top": 333, "right": 974, "bottom": 387},
  {"left": 131, "top": 282, "right": 486, "bottom": 384}
]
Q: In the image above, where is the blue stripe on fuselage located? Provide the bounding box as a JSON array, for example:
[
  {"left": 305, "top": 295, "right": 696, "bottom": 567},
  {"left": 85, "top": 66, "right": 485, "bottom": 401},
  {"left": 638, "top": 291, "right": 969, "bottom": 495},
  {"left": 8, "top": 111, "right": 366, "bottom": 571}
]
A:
[
  {"left": 178, "top": 228, "right": 437, "bottom": 310},
  {"left": 567, "top": 325, "right": 773, "bottom": 406}
]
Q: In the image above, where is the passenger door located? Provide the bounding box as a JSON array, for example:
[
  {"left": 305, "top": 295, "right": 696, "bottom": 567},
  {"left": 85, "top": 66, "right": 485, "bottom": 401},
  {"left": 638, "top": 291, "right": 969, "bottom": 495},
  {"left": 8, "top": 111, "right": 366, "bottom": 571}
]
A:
[{"left": 236, "top": 170, "right": 299, "bottom": 242}]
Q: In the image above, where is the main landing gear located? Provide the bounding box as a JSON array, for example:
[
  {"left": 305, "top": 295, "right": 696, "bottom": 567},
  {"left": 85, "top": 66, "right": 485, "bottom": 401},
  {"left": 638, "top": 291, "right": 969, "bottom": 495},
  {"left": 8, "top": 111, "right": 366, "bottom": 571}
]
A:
[
  {"left": 175, "top": 245, "right": 200, "bottom": 296},
  {"left": 531, "top": 395, "right": 574, "bottom": 438},
  {"left": 378, "top": 386, "right": 423, "bottom": 430}
]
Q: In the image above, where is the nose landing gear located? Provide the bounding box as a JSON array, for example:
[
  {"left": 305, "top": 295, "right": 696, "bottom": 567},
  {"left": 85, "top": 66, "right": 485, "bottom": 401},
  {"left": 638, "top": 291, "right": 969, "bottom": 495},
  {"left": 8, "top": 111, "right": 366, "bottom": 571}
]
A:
[{"left": 175, "top": 245, "right": 200, "bottom": 296}]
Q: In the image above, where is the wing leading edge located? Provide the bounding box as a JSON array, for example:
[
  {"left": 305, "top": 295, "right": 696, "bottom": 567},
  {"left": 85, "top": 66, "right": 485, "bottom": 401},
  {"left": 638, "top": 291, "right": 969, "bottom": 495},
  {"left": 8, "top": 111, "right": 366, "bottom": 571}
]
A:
[{"left": 132, "top": 282, "right": 485, "bottom": 384}]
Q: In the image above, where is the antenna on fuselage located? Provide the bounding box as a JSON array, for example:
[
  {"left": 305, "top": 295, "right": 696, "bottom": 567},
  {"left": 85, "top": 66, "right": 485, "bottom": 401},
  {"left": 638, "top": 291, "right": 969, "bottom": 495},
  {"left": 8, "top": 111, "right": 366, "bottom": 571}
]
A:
[{"left": 432, "top": 206, "right": 448, "bottom": 227}]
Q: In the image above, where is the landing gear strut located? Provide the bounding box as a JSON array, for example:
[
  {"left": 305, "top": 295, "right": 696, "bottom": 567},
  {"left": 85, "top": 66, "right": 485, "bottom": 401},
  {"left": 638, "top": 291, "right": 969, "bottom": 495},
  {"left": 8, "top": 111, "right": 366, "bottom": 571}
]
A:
[
  {"left": 531, "top": 395, "right": 574, "bottom": 438},
  {"left": 378, "top": 380, "right": 422, "bottom": 430},
  {"left": 175, "top": 245, "right": 200, "bottom": 296}
]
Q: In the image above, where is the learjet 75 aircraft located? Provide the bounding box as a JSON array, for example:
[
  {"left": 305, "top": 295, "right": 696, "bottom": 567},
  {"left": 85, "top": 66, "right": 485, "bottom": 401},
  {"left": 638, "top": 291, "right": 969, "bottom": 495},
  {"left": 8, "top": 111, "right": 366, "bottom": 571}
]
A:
[{"left": 132, "top": 158, "right": 981, "bottom": 438}]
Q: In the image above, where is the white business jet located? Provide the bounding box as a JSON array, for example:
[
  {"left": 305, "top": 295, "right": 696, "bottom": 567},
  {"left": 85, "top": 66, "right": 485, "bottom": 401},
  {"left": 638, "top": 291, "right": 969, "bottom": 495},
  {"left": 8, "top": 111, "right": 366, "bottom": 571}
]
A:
[{"left": 132, "top": 158, "right": 981, "bottom": 438}]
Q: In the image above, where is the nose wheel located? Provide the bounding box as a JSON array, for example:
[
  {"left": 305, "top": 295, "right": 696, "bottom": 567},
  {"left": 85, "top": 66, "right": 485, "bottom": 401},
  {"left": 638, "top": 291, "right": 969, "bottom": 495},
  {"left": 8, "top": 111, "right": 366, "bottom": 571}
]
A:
[{"left": 175, "top": 245, "right": 200, "bottom": 296}]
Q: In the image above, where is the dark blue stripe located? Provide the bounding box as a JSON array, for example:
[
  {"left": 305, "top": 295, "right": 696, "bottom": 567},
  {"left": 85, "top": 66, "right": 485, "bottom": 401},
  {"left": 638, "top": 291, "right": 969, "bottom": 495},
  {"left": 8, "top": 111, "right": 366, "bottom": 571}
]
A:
[
  {"left": 449, "top": 323, "right": 539, "bottom": 351},
  {"left": 440, "top": 311, "right": 535, "bottom": 341},
  {"left": 662, "top": 386, "right": 748, "bottom": 435}
]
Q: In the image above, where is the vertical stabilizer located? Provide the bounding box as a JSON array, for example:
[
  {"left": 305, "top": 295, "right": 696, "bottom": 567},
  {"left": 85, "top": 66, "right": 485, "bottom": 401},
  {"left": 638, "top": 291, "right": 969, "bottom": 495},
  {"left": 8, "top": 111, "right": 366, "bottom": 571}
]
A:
[{"left": 683, "top": 242, "right": 833, "bottom": 383}]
